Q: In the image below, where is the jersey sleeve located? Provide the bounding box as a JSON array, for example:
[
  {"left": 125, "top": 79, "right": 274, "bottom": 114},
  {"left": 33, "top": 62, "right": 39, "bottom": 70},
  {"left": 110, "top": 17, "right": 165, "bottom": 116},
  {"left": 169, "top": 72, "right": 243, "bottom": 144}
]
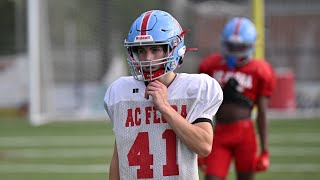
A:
[
  {"left": 257, "top": 61, "right": 276, "bottom": 97},
  {"left": 104, "top": 80, "right": 117, "bottom": 124},
  {"left": 188, "top": 74, "right": 223, "bottom": 123}
]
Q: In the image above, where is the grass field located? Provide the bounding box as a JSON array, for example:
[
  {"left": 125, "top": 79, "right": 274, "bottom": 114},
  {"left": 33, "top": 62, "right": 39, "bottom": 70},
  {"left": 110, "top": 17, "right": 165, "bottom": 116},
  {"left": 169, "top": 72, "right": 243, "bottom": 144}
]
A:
[{"left": 0, "top": 117, "right": 320, "bottom": 180}]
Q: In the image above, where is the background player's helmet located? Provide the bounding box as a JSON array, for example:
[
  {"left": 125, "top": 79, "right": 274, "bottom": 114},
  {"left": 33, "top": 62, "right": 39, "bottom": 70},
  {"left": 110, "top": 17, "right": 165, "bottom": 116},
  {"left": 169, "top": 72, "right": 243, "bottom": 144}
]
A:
[
  {"left": 221, "top": 17, "right": 257, "bottom": 69},
  {"left": 124, "top": 10, "right": 186, "bottom": 81}
]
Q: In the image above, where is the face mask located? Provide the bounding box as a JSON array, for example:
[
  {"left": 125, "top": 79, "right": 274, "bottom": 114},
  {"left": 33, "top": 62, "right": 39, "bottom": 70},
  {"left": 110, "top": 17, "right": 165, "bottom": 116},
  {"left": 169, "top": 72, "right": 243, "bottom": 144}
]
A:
[{"left": 225, "top": 55, "right": 237, "bottom": 69}]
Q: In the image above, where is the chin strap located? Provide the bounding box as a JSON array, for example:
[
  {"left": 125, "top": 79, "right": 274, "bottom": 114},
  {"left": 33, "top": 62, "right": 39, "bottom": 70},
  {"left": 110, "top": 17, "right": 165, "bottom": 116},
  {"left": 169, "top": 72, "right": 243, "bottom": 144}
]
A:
[{"left": 143, "top": 69, "right": 165, "bottom": 81}]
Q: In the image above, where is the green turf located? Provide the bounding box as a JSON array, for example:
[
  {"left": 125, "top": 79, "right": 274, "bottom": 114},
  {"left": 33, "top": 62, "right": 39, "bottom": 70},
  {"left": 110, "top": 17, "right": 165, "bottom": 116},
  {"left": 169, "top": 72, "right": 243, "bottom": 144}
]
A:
[{"left": 0, "top": 117, "right": 320, "bottom": 180}]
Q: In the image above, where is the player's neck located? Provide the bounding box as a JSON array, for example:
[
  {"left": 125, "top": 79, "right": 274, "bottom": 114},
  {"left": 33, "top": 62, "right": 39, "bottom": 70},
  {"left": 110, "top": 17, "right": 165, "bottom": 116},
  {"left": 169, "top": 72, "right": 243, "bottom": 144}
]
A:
[{"left": 157, "top": 72, "right": 177, "bottom": 87}]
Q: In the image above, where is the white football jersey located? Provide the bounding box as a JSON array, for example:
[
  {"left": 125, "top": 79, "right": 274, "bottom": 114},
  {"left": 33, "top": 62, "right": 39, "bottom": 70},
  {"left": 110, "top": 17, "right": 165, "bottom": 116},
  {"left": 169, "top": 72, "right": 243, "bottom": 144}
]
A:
[{"left": 104, "top": 73, "right": 223, "bottom": 180}]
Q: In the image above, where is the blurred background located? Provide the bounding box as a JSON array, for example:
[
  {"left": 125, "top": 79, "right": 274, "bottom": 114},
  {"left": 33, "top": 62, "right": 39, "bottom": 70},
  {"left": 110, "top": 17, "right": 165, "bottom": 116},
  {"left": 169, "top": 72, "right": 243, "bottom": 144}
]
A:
[{"left": 0, "top": 0, "right": 319, "bottom": 179}]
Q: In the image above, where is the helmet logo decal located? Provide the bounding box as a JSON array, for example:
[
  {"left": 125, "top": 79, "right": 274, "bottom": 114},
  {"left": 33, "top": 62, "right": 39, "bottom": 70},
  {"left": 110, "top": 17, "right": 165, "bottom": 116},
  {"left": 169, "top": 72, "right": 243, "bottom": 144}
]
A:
[
  {"left": 135, "top": 35, "right": 153, "bottom": 42},
  {"left": 140, "top": 10, "right": 154, "bottom": 35}
]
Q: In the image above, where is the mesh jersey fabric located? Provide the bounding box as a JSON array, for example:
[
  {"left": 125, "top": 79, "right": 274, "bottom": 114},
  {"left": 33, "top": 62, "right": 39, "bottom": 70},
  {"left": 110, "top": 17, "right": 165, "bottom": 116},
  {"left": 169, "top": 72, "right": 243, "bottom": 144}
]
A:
[{"left": 104, "top": 73, "right": 223, "bottom": 179}]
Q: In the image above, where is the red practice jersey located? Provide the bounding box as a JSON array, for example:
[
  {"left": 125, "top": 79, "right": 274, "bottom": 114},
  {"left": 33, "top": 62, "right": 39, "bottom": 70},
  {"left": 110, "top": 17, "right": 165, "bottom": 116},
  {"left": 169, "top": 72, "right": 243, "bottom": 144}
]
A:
[{"left": 199, "top": 53, "right": 275, "bottom": 103}]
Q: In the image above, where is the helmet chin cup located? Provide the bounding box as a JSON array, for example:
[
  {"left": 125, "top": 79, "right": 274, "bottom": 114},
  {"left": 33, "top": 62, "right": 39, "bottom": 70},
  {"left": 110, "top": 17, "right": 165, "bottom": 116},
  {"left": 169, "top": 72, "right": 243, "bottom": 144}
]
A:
[{"left": 226, "top": 55, "right": 237, "bottom": 69}]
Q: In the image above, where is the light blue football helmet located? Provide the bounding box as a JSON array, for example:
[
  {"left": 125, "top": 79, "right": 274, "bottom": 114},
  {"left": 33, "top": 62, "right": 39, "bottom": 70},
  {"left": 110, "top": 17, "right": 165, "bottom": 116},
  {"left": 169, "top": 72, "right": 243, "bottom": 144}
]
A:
[
  {"left": 221, "top": 17, "right": 257, "bottom": 69},
  {"left": 124, "top": 10, "right": 186, "bottom": 81}
]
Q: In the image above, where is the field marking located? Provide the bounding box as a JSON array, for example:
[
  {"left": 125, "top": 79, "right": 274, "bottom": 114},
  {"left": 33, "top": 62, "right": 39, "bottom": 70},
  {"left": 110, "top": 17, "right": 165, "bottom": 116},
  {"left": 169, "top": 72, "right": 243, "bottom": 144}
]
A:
[
  {"left": 0, "top": 134, "right": 316, "bottom": 146},
  {"left": 270, "top": 133, "right": 320, "bottom": 143},
  {"left": 270, "top": 164, "right": 320, "bottom": 172},
  {"left": 0, "top": 164, "right": 109, "bottom": 173},
  {"left": 0, "top": 132, "right": 319, "bottom": 147},
  {"left": 2, "top": 147, "right": 320, "bottom": 159},
  {"left": 1, "top": 163, "right": 320, "bottom": 173},
  {"left": 0, "top": 136, "right": 114, "bottom": 147},
  {"left": 270, "top": 147, "right": 320, "bottom": 156},
  {"left": 3, "top": 148, "right": 114, "bottom": 158}
]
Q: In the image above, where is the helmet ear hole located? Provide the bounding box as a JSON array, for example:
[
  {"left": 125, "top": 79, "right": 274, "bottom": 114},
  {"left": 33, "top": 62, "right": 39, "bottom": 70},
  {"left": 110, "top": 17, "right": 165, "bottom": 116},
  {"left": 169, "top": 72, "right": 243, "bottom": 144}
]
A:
[{"left": 178, "top": 45, "right": 186, "bottom": 57}]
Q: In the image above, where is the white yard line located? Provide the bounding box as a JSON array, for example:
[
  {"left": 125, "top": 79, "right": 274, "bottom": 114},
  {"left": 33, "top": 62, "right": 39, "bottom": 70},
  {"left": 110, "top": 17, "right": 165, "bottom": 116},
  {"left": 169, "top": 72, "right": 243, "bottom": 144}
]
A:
[
  {"left": 270, "top": 147, "right": 320, "bottom": 156},
  {"left": 0, "top": 136, "right": 114, "bottom": 147},
  {"left": 270, "top": 164, "right": 320, "bottom": 172},
  {"left": 2, "top": 147, "right": 320, "bottom": 158},
  {"left": 270, "top": 133, "right": 320, "bottom": 143},
  {"left": 3, "top": 148, "right": 113, "bottom": 158},
  {"left": 0, "top": 163, "right": 320, "bottom": 173},
  {"left": 0, "top": 133, "right": 318, "bottom": 147},
  {"left": 0, "top": 164, "right": 109, "bottom": 173}
]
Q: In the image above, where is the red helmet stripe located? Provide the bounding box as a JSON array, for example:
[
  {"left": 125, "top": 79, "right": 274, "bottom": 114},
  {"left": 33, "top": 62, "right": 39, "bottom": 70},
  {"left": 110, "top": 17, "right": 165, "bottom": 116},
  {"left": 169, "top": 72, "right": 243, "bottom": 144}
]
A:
[
  {"left": 233, "top": 18, "right": 242, "bottom": 35},
  {"left": 141, "top": 10, "right": 154, "bottom": 35}
]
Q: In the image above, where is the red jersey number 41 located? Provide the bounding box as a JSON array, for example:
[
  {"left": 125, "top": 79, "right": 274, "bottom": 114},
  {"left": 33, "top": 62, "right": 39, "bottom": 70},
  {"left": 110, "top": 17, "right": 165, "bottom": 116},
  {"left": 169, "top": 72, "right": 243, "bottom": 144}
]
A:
[{"left": 127, "top": 130, "right": 179, "bottom": 178}]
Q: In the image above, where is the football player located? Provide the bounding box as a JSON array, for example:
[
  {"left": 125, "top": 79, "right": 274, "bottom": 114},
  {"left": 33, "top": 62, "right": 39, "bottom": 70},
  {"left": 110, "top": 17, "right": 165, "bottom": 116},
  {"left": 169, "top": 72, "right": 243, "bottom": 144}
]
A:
[
  {"left": 198, "top": 17, "right": 275, "bottom": 180},
  {"left": 104, "top": 10, "right": 223, "bottom": 180}
]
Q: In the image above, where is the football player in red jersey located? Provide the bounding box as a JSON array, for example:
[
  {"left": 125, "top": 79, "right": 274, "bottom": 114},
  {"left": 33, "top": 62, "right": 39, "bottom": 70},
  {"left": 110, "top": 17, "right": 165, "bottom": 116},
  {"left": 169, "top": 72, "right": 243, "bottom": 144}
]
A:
[{"left": 198, "top": 17, "right": 275, "bottom": 180}]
